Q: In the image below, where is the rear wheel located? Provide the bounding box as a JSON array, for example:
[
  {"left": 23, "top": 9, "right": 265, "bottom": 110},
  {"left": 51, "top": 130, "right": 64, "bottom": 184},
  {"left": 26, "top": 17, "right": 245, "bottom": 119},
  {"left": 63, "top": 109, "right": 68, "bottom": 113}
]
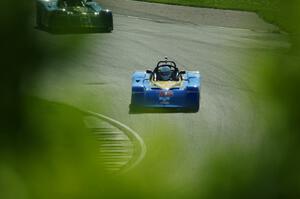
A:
[
  {"left": 193, "top": 104, "right": 200, "bottom": 112},
  {"left": 188, "top": 100, "right": 200, "bottom": 113},
  {"left": 36, "top": 6, "right": 42, "bottom": 28},
  {"left": 104, "top": 26, "right": 113, "bottom": 33},
  {"left": 129, "top": 104, "right": 139, "bottom": 113}
]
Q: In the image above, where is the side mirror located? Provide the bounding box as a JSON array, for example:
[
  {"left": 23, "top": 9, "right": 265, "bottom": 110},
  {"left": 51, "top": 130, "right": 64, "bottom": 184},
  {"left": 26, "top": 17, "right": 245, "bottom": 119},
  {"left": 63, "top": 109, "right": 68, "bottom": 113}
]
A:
[
  {"left": 146, "top": 69, "right": 152, "bottom": 73},
  {"left": 179, "top": 71, "right": 186, "bottom": 75}
]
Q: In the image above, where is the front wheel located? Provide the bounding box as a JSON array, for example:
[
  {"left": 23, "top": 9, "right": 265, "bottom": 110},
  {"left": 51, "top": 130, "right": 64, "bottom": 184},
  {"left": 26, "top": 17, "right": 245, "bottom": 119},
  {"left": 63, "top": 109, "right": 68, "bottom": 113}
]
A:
[
  {"left": 104, "top": 26, "right": 113, "bottom": 33},
  {"left": 129, "top": 104, "right": 140, "bottom": 113},
  {"left": 193, "top": 104, "right": 200, "bottom": 112},
  {"left": 188, "top": 101, "right": 200, "bottom": 113}
]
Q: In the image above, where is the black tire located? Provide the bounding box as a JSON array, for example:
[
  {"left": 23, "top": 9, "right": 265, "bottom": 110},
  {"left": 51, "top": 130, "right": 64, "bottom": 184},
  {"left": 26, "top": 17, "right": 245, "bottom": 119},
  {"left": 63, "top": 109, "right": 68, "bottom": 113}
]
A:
[
  {"left": 129, "top": 104, "right": 138, "bottom": 113},
  {"left": 107, "top": 27, "right": 113, "bottom": 33},
  {"left": 193, "top": 104, "right": 200, "bottom": 112},
  {"left": 190, "top": 94, "right": 201, "bottom": 112},
  {"left": 187, "top": 102, "right": 200, "bottom": 113},
  {"left": 103, "top": 26, "right": 113, "bottom": 33},
  {"left": 194, "top": 100, "right": 200, "bottom": 112},
  {"left": 36, "top": 6, "right": 42, "bottom": 28}
]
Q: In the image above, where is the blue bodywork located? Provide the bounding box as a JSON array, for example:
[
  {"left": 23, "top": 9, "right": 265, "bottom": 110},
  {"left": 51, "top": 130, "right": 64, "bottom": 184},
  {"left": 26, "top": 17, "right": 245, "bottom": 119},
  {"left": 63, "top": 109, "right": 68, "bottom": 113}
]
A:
[{"left": 131, "top": 71, "right": 201, "bottom": 112}]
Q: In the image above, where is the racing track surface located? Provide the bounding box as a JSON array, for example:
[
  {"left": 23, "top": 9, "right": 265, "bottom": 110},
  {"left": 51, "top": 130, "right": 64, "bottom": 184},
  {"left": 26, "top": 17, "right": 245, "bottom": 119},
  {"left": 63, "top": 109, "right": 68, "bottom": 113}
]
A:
[{"left": 30, "top": 0, "right": 289, "bottom": 183}]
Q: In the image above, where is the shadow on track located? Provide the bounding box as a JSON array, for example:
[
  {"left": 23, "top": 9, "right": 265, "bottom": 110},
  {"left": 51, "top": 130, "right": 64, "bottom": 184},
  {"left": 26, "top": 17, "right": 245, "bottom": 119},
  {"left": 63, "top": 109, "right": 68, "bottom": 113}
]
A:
[
  {"left": 35, "top": 26, "right": 112, "bottom": 34},
  {"left": 129, "top": 105, "right": 199, "bottom": 114}
]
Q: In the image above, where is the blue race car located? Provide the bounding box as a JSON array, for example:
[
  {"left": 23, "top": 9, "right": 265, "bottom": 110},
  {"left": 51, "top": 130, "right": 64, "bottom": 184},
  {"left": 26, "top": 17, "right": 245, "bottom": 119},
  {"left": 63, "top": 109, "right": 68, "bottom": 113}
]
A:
[{"left": 130, "top": 58, "right": 201, "bottom": 112}]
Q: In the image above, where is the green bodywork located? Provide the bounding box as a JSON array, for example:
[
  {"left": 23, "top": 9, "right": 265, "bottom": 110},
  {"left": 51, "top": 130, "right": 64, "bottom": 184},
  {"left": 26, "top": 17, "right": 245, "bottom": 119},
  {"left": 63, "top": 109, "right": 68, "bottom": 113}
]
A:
[{"left": 36, "top": 0, "right": 113, "bottom": 33}]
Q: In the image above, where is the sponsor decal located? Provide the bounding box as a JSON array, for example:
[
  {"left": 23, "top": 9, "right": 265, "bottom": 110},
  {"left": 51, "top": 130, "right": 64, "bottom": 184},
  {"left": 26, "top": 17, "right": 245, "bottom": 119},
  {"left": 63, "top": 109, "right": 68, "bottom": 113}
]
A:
[
  {"left": 159, "top": 90, "right": 173, "bottom": 104},
  {"left": 159, "top": 90, "right": 173, "bottom": 97},
  {"left": 159, "top": 97, "right": 170, "bottom": 104}
]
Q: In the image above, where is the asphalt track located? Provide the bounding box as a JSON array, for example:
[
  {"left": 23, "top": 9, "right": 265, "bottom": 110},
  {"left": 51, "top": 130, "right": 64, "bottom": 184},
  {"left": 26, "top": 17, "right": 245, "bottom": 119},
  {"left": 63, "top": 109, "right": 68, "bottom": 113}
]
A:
[{"left": 31, "top": 0, "right": 289, "bottom": 181}]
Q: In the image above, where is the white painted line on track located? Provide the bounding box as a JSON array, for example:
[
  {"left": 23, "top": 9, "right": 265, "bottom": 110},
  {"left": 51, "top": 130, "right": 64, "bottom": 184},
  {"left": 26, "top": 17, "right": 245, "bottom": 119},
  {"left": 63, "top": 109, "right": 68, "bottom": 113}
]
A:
[{"left": 83, "top": 110, "right": 147, "bottom": 173}]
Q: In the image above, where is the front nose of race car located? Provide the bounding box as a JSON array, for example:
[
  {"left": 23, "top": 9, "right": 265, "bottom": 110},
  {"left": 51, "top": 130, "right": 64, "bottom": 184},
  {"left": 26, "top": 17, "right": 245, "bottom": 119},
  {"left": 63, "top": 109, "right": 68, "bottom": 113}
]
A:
[
  {"left": 144, "top": 89, "right": 185, "bottom": 108},
  {"left": 132, "top": 88, "right": 199, "bottom": 109}
]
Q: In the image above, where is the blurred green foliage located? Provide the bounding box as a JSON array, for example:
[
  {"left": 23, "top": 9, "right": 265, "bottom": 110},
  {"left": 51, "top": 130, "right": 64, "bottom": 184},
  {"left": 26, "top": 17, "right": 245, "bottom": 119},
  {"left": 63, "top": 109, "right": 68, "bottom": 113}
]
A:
[{"left": 1, "top": 0, "right": 300, "bottom": 199}]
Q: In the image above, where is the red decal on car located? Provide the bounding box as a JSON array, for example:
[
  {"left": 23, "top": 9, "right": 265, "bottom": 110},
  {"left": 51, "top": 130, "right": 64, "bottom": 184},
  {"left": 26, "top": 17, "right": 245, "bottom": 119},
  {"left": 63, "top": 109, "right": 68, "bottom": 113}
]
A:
[{"left": 160, "top": 90, "right": 173, "bottom": 97}]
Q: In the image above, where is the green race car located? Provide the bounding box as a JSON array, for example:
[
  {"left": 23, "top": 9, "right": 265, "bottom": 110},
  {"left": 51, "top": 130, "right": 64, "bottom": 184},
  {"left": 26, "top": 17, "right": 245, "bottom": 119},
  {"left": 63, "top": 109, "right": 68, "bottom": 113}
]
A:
[{"left": 36, "top": 0, "right": 113, "bottom": 33}]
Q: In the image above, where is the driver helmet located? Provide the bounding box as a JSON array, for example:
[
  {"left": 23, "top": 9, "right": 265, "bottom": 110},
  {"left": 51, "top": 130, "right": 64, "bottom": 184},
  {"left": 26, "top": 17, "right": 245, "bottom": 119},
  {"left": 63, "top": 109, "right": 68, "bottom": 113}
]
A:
[{"left": 158, "top": 66, "right": 172, "bottom": 81}]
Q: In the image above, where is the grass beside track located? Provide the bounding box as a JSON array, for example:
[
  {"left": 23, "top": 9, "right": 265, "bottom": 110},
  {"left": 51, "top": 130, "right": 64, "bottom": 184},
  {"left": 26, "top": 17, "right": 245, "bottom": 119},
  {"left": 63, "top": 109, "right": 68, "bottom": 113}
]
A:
[{"left": 134, "top": 0, "right": 281, "bottom": 29}]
